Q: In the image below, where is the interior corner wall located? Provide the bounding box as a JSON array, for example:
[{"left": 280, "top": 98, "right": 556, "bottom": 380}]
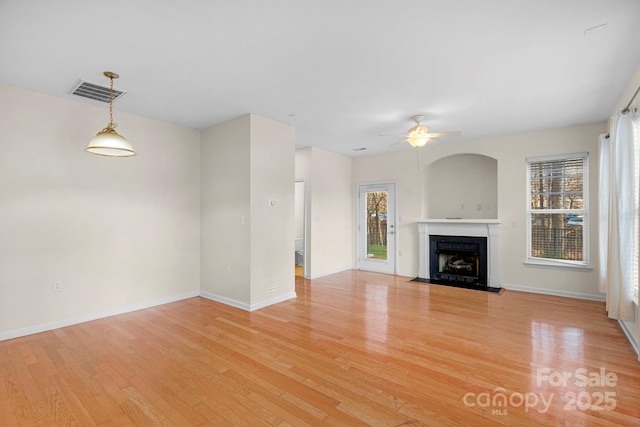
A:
[
  {"left": 352, "top": 121, "right": 606, "bottom": 296},
  {"left": 295, "top": 147, "right": 353, "bottom": 279},
  {"left": 249, "top": 115, "right": 295, "bottom": 306},
  {"left": 0, "top": 83, "right": 201, "bottom": 339},
  {"left": 200, "top": 115, "right": 251, "bottom": 306},
  {"left": 201, "top": 114, "right": 295, "bottom": 309}
]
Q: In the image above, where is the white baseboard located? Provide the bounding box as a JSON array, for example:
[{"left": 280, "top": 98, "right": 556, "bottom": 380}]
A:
[
  {"left": 618, "top": 319, "right": 639, "bottom": 357},
  {"left": 397, "top": 271, "right": 419, "bottom": 279},
  {"left": 502, "top": 283, "right": 605, "bottom": 301},
  {"left": 199, "top": 291, "right": 250, "bottom": 310},
  {"left": 249, "top": 293, "right": 297, "bottom": 311},
  {"left": 306, "top": 266, "right": 354, "bottom": 280},
  {"left": 199, "top": 291, "right": 297, "bottom": 311},
  {"left": 0, "top": 291, "right": 200, "bottom": 342}
]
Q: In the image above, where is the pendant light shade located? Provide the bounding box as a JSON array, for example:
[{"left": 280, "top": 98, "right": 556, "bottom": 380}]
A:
[
  {"left": 86, "top": 127, "right": 135, "bottom": 156},
  {"left": 86, "top": 71, "right": 136, "bottom": 157}
]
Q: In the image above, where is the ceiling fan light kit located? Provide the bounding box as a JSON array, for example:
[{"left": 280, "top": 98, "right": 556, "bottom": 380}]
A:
[
  {"left": 86, "top": 71, "right": 136, "bottom": 157},
  {"left": 382, "top": 115, "right": 460, "bottom": 150},
  {"left": 406, "top": 116, "right": 430, "bottom": 147},
  {"left": 407, "top": 135, "right": 429, "bottom": 148}
]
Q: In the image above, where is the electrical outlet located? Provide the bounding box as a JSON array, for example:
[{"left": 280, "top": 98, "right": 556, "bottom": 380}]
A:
[
  {"left": 52, "top": 281, "right": 62, "bottom": 292},
  {"left": 226, "top": 265, "right": 231, "bottom": 276}
]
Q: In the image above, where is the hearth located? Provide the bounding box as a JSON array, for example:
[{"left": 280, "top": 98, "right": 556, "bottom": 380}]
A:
[{"left": 429, "top": 235, "right": 487, "bottom": 286}]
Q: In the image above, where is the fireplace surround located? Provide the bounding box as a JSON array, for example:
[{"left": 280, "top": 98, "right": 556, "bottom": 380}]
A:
[{"left": 417, "top": 219, "right": 501, "bottom": 288}]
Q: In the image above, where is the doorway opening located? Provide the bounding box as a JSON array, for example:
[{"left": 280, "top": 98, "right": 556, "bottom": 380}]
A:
[{"left": 295, "top": 181, "right": 306, "bottom": 277}]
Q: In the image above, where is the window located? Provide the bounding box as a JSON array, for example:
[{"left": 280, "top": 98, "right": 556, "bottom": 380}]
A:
[{"left": 526, "top": 153, "right": 589, "bottom": 268}]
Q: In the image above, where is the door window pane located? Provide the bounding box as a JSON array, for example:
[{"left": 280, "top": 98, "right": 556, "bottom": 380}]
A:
[{"left": 366, "top": 191, "right": 387, "bottom": 259}]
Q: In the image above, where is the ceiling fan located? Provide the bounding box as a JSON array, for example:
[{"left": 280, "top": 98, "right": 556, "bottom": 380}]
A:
[{"left": 382, "top": 115, "right": 460, "bottom": 149}]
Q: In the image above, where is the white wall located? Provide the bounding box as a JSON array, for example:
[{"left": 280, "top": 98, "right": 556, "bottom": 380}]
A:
[
  {"left": 353, "top": 122, "right": 605, "bottom": 297},
  {"left": 200, "top": 115, "right": 251, "bottom": 304},
  {"left": 0, "top": 84, "right": 201, "bottom": 338},
  {"left": 425, "top": 153, "right": 498, "bottom": 219},
  {"left": 249, "top": 115, "right": 295, "bottom": 306},
  {"left": 295, "top": 147, "right": 353, "bottom": 279},
  {"left": 351, "top": 150, "right": 423, "bottom": 277}
]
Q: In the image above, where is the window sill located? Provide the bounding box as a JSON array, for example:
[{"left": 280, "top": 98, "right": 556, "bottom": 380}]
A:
[{"left": 524, "top": 259, "right": 592, "bottom": 271}]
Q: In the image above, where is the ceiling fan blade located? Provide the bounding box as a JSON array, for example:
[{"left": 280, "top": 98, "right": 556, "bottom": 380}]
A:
[
  {"left": 424, "top": 131, "right": 461, "bottom": 138},
  {"left": 379, "top": 134, "right": 410, "bottom": 138},
  {"left": 390, "top": 140, "right": 408, "bottom": 146}
]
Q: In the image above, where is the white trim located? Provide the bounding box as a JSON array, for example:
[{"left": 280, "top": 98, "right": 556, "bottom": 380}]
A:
[
  {"left": 398, "top": 270, "right": 419, "bottom": 278},
  {"left": 526, "top": 152, "right": 590, "bottom": 268},
  {"left": 295, "top": 179, "right": 308, "bottom": 279},
  {"left": 417, "top": 220, "right": 501, "bottom": 287},
  {"left": 523, "top": 259, "right": 593, "bottom": 271},
  {"left": 199, "top": 291, "right": 297, "bottom": 311},
  {"left": 619, "top": 319, "right": 639, "bottom": 357},
  {"left": 0, "top": 291, "right": 200, "bottom": 342},
  {"left": 199, "top": 291, "right": 251, "bottom": 311},
  {"left": 526, "top": 152, "right": 589, "bottom": 163},
  {"left": 418, "top": 218, "right": 500, "bottom": 224},
  {"left": 306, "top": 266, "right": 354, "bottom": 280},
  {"left": 356, "top": 181, "right": 398, "bottom": 275},
  {"left": 249, "top": 293, "right": 297, "bottom": 311},
  {"left": 502, "top": 283, "right": 605, "bottom": 301}
]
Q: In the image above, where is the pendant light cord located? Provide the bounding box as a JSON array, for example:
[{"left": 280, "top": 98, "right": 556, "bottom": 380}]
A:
[{"left": 108, "top": 76, "right": 117, "bottom": 130}]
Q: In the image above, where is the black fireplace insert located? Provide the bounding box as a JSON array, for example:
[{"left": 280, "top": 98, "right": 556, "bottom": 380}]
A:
[{"left": 429, "top": 235, "right": 487, "bottom": 286}]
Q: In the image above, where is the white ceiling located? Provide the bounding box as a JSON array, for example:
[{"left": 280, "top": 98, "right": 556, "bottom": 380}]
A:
[{"left": 1, "top": 0, "right": 639, "bottom": 157}]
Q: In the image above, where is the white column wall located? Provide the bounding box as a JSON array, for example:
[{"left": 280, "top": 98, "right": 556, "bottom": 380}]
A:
[
  {"left": 249, "top": 115, "right": 296, "bottom": 307},
  {"left": 200, "top": 115, "right": 252, "bottom": 305}
]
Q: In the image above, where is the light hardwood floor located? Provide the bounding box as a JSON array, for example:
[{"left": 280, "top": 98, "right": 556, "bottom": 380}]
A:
[{"left": 1, "top": 270, "right": 639, "bottom": 426}]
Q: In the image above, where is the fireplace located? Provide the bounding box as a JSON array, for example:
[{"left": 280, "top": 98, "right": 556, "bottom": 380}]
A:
[
  {"left": 417, "top": 219, "right": 501, "bottom": 288},
  {"left": 429, "top": 235, "right": 487, "bottom": 285}
]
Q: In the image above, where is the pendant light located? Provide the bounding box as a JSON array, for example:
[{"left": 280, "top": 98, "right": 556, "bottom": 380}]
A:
[{"left": 86, "top": 71, "right": 136, "bottom": 157}]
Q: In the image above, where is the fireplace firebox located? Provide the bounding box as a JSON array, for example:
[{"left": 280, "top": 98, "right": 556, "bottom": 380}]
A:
[{"left": 429, "top": 235, "right": 487, "bottom": 286}]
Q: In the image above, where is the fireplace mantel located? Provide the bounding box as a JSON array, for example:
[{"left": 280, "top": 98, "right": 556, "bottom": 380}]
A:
[{"left": 417, "top": 219, "right": 501, "bottom": 287}]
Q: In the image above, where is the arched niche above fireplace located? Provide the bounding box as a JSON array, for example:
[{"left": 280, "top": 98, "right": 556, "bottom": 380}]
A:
[{"left": 425, "top": 153, "right": 498, "bottom": 219}]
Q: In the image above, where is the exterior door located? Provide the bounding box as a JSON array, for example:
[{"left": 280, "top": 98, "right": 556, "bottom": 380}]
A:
[{"left": 358, "top": 183, "right": 396, "bottom": 274}]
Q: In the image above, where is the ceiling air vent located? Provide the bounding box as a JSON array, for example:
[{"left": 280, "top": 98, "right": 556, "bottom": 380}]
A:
[{"left": 70, "top": 79, "right": 127, "bottom": 103}]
